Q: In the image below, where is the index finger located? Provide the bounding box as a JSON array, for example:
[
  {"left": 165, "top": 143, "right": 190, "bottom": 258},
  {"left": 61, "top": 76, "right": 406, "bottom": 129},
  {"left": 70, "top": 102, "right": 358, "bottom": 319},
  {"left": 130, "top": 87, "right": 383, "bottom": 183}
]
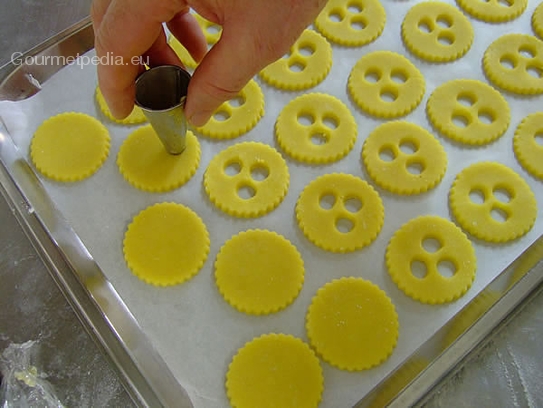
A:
[{"left": 94, "top": 0, "right": 188, "bottom": 118}]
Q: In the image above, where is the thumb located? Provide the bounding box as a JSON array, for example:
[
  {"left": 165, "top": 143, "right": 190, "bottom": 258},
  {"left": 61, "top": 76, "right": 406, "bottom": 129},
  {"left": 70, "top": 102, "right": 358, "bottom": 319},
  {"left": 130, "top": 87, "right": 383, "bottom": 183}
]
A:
[{"left": 184, "top": 30, "right": 276, "bottom": 127}]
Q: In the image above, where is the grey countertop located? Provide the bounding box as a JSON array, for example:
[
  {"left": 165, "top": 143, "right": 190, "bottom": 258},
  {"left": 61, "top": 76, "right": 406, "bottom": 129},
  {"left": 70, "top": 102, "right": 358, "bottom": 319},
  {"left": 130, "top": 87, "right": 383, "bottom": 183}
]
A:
[{"left": 0, "top": 1, "right": 542, "bottom": 407}]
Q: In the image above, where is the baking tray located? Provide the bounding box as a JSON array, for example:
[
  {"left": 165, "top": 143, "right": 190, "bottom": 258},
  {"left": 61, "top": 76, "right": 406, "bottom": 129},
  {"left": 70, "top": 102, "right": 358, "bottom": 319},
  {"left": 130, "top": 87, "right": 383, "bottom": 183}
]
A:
[{"left": 1, "top": 5, "right": 542, "bottom": 407}]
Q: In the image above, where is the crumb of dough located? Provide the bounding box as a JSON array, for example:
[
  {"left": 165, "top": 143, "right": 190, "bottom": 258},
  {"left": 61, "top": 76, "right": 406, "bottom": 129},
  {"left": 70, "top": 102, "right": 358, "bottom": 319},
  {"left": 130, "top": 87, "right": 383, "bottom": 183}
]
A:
[
  {"left": 117, "top": 126, "right": 200, "bottom": 192},
  {"left": 275, "top": 93, "right": 357, "bottom": 164},
  {"left": 426, "top": 79, "right": 510, "bottom": 145},
  {"left": 348, "top": 51, "right": 425, "bottom": 118},
  {"left": 306, "top": 277, "right": 399, "bottom": 371},
  {"left": 363, "top": 121, "right": 447, "bottom": 195},
  {"left": 204, "top": 142, "right": 289, "bottom": 218},
  {"left": 259, "top": 29, "right": 332, "bottom": 91},
  {"left": 315, "top": 0, "right": 386, "bottom": 47},
  {"left": 123, "top": 202, "right": 210, "bottom": 286},
  {"left": 386, "top": 215, "right": 477, "bottom": 304},
  {"left": 215, "top": 230, "right": 304, "bottom": 315},
  {"left": 296, "top": 173, "right": 384, "bottom": 253},
  {"left": 226, "top": 333, "right": 323, "bottom": 408},
  {"left": 196, "top": 80, "right": 264, "bottom": 139},
  {"left": 483, "top": 34, "right": 543, "bottom": 95},
  {"left": 402, "top": 2, "right": 474, "bottom": 62},
  {"left": 95, "top": 87, "right": 146, "bottom": 125},
  {"left": 30, "top": 112, "right": 110, "bottom": 182},
  {"left": 449, "top": 162, "right": 537, "bottom": 243}
]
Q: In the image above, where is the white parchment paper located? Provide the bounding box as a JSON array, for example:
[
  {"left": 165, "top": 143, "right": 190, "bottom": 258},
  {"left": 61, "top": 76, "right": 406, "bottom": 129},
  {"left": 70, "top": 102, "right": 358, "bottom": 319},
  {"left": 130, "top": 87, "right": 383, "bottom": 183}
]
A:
[{"left": 1, "top": 0, "right": 542, "bottom": 406}]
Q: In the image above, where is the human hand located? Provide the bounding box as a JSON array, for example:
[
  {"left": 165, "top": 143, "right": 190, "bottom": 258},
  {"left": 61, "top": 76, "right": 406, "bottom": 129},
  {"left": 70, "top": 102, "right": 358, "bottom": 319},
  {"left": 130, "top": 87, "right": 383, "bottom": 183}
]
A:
[{"left": 91, "top": 0, "right": 327, "bottom": 126}]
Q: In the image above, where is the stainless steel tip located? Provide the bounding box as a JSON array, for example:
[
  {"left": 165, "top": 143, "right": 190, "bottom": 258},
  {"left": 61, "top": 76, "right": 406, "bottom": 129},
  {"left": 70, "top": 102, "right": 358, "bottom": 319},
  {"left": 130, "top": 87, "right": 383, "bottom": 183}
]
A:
[{"left": 135, "top": 65, "right": 191, "bottom": 155}]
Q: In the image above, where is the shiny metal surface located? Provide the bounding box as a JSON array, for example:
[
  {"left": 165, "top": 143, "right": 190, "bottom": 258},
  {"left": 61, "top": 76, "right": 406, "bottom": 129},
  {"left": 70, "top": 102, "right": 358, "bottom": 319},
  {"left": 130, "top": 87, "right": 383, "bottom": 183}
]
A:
[
  {"left": 135, "top": 65, "right": 191, "bottom": 154},
  {"left": 0, "top": 0, "right": 543, "bottom": 406}
]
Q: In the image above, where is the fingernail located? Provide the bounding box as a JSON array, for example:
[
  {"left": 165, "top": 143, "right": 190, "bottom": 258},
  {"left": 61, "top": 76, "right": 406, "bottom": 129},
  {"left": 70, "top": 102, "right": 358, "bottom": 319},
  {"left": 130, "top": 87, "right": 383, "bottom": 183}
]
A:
[{"left": 188, "top": 110, "right": 212, "bottom": 127}]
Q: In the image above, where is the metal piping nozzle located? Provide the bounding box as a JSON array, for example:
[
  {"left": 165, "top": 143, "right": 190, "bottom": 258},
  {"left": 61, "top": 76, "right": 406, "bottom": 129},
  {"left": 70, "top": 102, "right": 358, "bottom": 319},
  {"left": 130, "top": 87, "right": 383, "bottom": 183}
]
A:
[{"left": 135, "top": 65, "right": 191, "bottom": 155}]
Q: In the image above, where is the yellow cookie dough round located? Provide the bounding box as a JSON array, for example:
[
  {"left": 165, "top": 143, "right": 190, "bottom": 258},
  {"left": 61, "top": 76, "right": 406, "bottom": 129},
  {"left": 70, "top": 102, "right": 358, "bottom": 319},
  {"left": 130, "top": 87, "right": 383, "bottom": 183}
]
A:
[
  {"left": 450, "top": 162, "right": 538, "bottom": 243},
  {"left": 483, "top": 34, "right": 543, "bottom": 95},
  {"left": 123, "top": 202, "right": 210, "bottom": 286},
  {"left": 117, "top": 125, "right": 200, "bottom": 192},
  {"left": 30, "top": 112, "right": 110, "bottom": 182},
  {"left": 427, "top": 79, "right": 510, "bottom": 145},
  {"left": 513, "top": 112, "right": 543, "bottom": 179},
  {"left": 348, "top": 51, "right": 425, "bottom": 118},
  {"left": 204, "top": 142, "right": 289, "bottom": 218},
  {"left": 215, "top": 230, "right": 304, "bottom": 315},
  {"left": 386, "top": 215, "right": 477, "bottom": 304},
  {"left": 259, "top": 30, "right": 332, "bottom": 91},
  {"left": 306, "top": 277, "right": 399, "bottom": 371},
  {"left": 296, "top": 173, "right": 384, "bottom": 253},
  {"left": 275, "top": 93, "right": 357, "bottom": 164},
  {"left": 534, "top": 2, "right": 543, "bottom": 39},
  {"left": 95, "top": 87, "right": 146, "bottom": 125},
  {"left": 402, "top": 2, "right": 474, "bottom": 62},
  {"left": 456, "top": 0, "right": 527, "bottom": 23},
  {"left": 362, "top": 121, "right": 447, "bottom": 195},
  {"left": 169, "top": 14, "right": 222, "bottom": 70},
  {"left": 226, "top": 333, "right": 323, "bottom": 408},
  {"left": 314, "top": 0, "right": 386, "bottom": 47},
  {"left": 196, "top": 80, "right": 264, "bottom": 139}
]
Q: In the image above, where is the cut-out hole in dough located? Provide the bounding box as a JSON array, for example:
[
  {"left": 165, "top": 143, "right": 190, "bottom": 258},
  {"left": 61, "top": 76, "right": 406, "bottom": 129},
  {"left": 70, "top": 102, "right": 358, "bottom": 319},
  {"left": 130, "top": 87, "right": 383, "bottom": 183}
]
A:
[
  {"left": 251, "top": 165, "right": 269, "bottom": 181},
  {"left": 228, "top": 96, "right": 246, "bottom": 108},
  {"left": 224, "top": 161, "right": 242, "bottom": 176},
  {"left": 214, "top": 110, "right": 231, "bottom": 121},
  {"left": 422, "top": 237, "right": 442, "bottom": 253},
  {"left": 336, "top": 217, "right": 354, "bottom": 233},
  {"left": 237, "top": 184, "right": 256, "bottom": 200},
  {"left": 298, "top": 113, "right": 315, "bottom": 126},
  {"left": 399, "top": 140, "right": 418, "bottom": 154},
  {"left": 379, "top": 147, "right": 396, "bottom": 162},
  {"left": 452, "top": 114, "right": 470, "bottom": 128},
  {"left": 478, "top": 110, "right": 495, "bottom": 125},
  {"left": 497, "top": 0, "right": 513, "bottom": 8},
  {"left": 499, "top": 56, "right": 516, "bottom": 70},
  {"left": 418, "top": 21, "right": 432, "bottom": 34},
  {"left": 519, "top": 46, "right": 535, "bottom": 59},
  {"left": 527, "top": 66, "right": 542, "bottom": 79},
  {"left": 438, "top": 34, "right": 454, "bottom": 46},
  {"left": 299, "top": 44, "right": 316, "bottom": 57},
  {"left": 535, "top": 131, "right": 543, "bottom": 146},
  {"left": 469, "top": 189, "right": 485, "bottom": 204},
  {"left": 344, "top": 197, "right": 362, "bottom": 213},
  {"left": 322, "top": 116, "right": 339, "bottom": 129},
  {"left": 289, "top": 61, "right": 306, "bottom": 73},
  {"left": 411, "top": 260, "right": 427, "bottom": 279},
  {"left": 493, "top": 187, "right": 512, "bottom": 203},
  {"left": 351, "top": 18, "right": 366, "bottom": 31},
  {"left": 347, "top": 3, "right": 363, "bottom": 13},
  {"left": 320, "top": 194, "right": 336, "bottom": 210},
  {"left": 310, "top": 133, "right": 329, "bottom": 145},
  {"left": 380, "top": 89, "right": 398, "bottom": 103},
  {"left": 390, "top": 70, "right": 407, "bottom": 84},
  {"left": 437, "top": 260, "right": 457, "bottom": 278},
  {"left": 328, "top": 11, "right": 343, "bottom": 23},
  {"left": 407, "top": 161, "right": 425, "bottom": 175},
  {"left": 491, "top": 207, "right": 509, "bottom": 223},
  {"left": 457, "top": 94, "right": 476, "bottom": 107},
  {"left": 436, "top": 15, "right": 452, "bottom": 28},
  {"left": 364, "top": 70, "right": 381, "bottom": 83}
]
